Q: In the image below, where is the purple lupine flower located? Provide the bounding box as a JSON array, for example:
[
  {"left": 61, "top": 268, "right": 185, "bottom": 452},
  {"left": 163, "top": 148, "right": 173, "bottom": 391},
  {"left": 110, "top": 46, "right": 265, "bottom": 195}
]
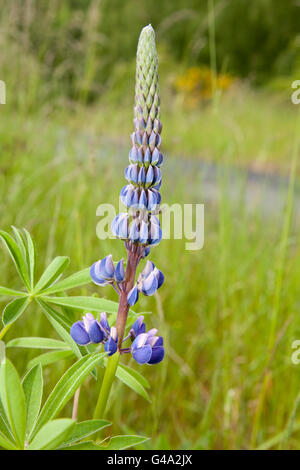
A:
[
  {"left": 146, "top": 334, "right": 165, "bottom": 364},
  {"left": 73, "top": 25, "right": 166, "bottom": 367},
  {"left": 127, "top": 284, "right": 139, "bottom": 306},
  {"left": 129, "top": 315, "right": 146, "bottom": 339},
  {"left": 131, "top": 333, "right": 152, "bottom": 364},
  {"left": 111, "top": 25, "right": 164, "bottom": 254},
  {"left": 126, "top": 261, "right": 164, "bottom": 305},
  {"left": 104, "top": 327, "right": 118, "bottom": 356},
  {"left": 70, "top": 313, "right": 104, "bottom": 345},
  {"left": 99, "top": 312, "right": 110, "bottom": 334},
  {"left": 115, "top": 259, "right": 125, "bottom": 283},
  {"left": 131, "top": 331, "right": 164, "bottom": 365},
  {"left": 90, "top": 255, "right": 126, "bottom": 292}
]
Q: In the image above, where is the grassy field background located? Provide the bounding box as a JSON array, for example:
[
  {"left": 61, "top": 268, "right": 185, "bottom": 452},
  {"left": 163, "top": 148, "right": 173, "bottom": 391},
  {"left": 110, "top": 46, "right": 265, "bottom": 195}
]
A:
[{"left": 1, "top": 0, "right": 300, "bottom": 450}]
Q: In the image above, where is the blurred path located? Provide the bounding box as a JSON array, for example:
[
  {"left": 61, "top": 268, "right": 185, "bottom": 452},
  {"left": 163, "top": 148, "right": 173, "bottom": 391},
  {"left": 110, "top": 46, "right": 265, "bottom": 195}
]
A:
[{"left": 94, "top": 137, "right": 300, "bottom": 220}]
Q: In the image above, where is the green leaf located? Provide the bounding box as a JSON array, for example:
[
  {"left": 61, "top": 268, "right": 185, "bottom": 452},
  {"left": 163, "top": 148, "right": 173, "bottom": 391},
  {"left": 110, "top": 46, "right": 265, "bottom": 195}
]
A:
[
  {"left": 34, "top": 256, "right": 70, "bottom": 293},
  {"left": 22, "top": 364, "right": 43, "bottom": 439},
  {"left": 115, "top": 362, "right": 151, "bottom": 402},
  {"left": 0, "top": 230, "right": 30, "bottom": 289},
  {"left": 62, "top": 440, "right": 103, "bottom": 450},
  {"left": 0, "top": 432, "right": 18, "bottom": 450},
  {"left": 100, "top": 435, "right": 149, "bottom": 450},
  {"left": 2, "top": 296, "right": 30, "bottom": 326},
  {"left": 0, "top": 341, "right": 5, "bottom": 363},
  {"left": 60, "top": 419, "right": 111, "bottom": 447},
  {"left": 38, "top": 301, "right": 82, "bottom": 359},
  {"left": 40, "top": 268, "right": 91, "bottom": 295},
  {"left": 0, "top": 286, "right": 26, "bottom": 297},
  {"left": 11, "top": 227, "right": 28, "bottom": 269},
  {"left": 7, "top": 337, "right": 70, "bottom": 350},
  {"left": 36, "top": 300, "right": 97, "bottom": 378},
  {"left": 28, "top": 419, "right": 75, "bottom": 450},
  {"left": 119, "top": 363, "right": 150, "bottom": 389},
  {"left": 0, "top": 359, "right": 26, "bottom": 448},
  {"left": 27, "top": 350, "right": 74, "bottom": 369},
  {"left": 24, "top": 229, "right": 36, "bottom": 289},
  {"left": 34, "top": 353, "right": 105, "bottom": 435},
  {"left": 37, "top": 298, "right": 72, "bottom": 330},
  {"left": 0, "top": 398, "right": 14, "bottom": 443},
  {"left": 42, "top": 295, "right": 125, "bottom": 314}
]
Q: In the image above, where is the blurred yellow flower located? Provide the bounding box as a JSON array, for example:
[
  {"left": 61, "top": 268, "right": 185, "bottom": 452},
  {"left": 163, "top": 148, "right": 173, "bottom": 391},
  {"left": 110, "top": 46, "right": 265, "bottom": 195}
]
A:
[{"left": 174, "top": 66, "right": 234, "bottom": 107}]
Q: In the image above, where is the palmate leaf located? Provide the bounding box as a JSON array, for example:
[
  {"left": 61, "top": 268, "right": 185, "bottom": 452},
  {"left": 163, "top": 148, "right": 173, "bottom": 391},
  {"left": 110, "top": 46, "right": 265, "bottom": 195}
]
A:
[
  {"left": 0, "top": 230, "right": 31, "bottom": 290},
  {"left": 33, "top": 353, "right": 105, "bottom": 436},
  {"left": 28, "top": 419, "right": 75, "bottom": 450},
  {"left": 40, "top": 267, "right": 91, "bottom": 295},
  {"left": 27, "top": 350, "right": 74, "bottom": 369},
  {"left": 2, "top": 296, "right": 30, "bottom": 326},
  {"left": 7, "top": 337, "right": 70, "bottom": 350},
  {"left": 34, "top": 256, "right": 70, "bottom": 293},
  {"left": 60, "top": 419, "right": 111, "bottom": 447},
  {"left": 22, "top": 364, "right": 43, "bottom": 439},
  {"left": 100, "top": 435, "right": 149, "bottom": 450},
  {"left": 0, "top": 359, "right": 26, "bottom": 449}
]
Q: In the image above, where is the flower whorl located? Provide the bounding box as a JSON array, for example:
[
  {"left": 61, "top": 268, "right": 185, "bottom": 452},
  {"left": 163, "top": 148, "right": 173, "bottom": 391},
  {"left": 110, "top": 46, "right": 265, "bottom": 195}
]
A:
[
  {"left": 112, "top": 25, "right": 163, "bottom": 253},
  {"left": 80, "top": 25, "right": 165, "bottom": 364}
]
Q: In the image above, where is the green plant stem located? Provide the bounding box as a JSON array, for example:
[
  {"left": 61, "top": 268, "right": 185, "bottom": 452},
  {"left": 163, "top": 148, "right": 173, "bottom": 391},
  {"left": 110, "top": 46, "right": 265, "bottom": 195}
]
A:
[
  {"left": 0, "top": 323, "right": 12, "bottom": 340},
  {"left": 93, "top": 352, "right": 120, "bottom": 419},
  {"left": 92, "top": 249, "right": 140, "bottom": 420}
]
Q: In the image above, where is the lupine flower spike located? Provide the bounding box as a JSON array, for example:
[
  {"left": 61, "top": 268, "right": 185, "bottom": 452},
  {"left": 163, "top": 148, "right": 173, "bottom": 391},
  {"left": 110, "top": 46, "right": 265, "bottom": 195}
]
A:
[{"left": 71, "top": 25, "right": 165, "bottom": 366}]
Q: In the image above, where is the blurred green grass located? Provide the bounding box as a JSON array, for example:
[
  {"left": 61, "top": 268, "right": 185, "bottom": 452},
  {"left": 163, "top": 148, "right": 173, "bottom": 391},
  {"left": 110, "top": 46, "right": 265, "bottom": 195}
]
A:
[{"left": 1, "top": 94, "right": 300, "bottom": 449}]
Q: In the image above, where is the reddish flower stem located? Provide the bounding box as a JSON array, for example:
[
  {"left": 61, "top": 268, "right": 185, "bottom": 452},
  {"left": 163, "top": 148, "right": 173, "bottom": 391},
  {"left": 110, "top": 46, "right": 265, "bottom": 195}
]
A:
[{"left": 115, "top": 247, "right": 141, "bottom": 349}]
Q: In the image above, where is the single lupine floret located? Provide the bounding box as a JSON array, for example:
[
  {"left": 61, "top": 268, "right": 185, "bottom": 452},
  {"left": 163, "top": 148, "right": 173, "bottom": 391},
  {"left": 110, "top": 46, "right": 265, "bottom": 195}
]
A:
[
  {"left": 104, "top": 327, "right": 118, "bottom": 356},
  {"left": 111, "top": 213, "right": 130, "bottom": 240},
  {"left": 114, "top": 259, "right": 125, "bottom": 282},
  {"left": 127, "top": 284, "right": 139, "bottom": 307},
  {"left": 131, "top": 331, "right": 164, "bottom": 365},
  {"left": 70, "top": 313, "right": 104, "bottom": 345},
  {"left": 127, "top": 261, "right": 164, "bottom": 306},
  {"left": 123, "top": 319, "right": 164, "bottom": 365},
  {"left": 129, "top": 315, "right": 146, "bottom": 339},
  {"left": 71, "top": 312, "right": 113, "bottom": 347},
  {"left": 99, "top": 312, "right": 110, "bottom": 334},
  {"left": 90, "top": 256, "right": 125, "bottom": 288}
]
